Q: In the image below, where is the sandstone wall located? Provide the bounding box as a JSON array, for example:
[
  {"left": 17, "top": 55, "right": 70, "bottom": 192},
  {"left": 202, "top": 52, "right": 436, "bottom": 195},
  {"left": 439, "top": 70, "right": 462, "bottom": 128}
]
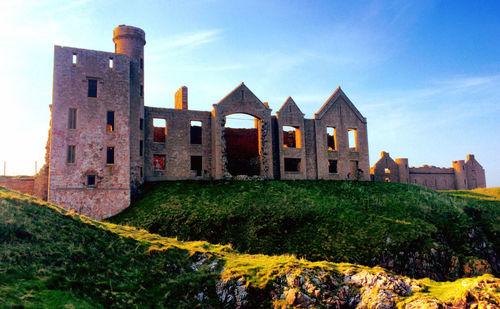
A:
[{"left": 0, "top": 177, "right": 35, "bottom": 195}]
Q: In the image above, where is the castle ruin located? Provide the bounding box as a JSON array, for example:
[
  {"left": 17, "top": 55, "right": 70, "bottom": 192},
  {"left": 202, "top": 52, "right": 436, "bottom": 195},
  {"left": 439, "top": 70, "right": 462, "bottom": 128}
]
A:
[{"left": 1, "top": 25, "right": 485, "bottom": 219}]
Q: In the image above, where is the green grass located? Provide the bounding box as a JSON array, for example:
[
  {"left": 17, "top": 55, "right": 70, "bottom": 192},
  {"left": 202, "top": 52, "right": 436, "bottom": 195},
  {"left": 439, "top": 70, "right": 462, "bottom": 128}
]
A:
[
  {"left": 109, "top": 180, "right": 500, "bottom": 280},
  {"left": 1, "top": 186, "right": 499, "bottom": 308}
]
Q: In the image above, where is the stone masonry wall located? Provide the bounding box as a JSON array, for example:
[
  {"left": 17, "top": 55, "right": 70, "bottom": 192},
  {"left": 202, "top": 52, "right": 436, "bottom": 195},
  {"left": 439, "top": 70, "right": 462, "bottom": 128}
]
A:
[{"left": 0, "top": 177, "right": 35, "bottom": 195}]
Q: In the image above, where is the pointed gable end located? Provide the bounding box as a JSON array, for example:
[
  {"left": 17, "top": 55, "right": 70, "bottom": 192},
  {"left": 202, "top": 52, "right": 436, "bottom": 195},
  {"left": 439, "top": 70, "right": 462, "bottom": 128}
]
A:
[
  {"left": 215, "top": 83, "right": 270, "bottom": 115},
  {"left": 277, "top": 97, "right": 304, "bottom": 118},
  {"left": 314, "top": 87, "right": 366, "bottom": 123}
]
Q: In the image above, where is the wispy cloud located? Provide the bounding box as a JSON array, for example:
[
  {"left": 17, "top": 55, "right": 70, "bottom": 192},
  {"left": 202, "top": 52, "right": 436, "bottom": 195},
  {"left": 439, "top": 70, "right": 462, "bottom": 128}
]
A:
[{"left": 151, "top": 29, "right": 221, "bottom": 54}]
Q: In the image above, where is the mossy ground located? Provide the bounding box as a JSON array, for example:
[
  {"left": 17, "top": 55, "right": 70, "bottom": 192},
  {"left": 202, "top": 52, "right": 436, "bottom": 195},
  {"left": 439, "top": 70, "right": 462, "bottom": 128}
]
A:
[
  {"left": 110, "top": 180, "right": 500, "bottom": 279},
  {"left": 1, "top": 184, "right": 499, "bottom": 308}
]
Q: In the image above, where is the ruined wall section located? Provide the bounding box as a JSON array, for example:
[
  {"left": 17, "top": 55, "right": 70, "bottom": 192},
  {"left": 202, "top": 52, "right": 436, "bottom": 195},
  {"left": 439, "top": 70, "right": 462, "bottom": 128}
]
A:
[
  {"left": 304, "top": 119, "right": 318, "bottom": 179},
  {"left": 144, "top": 107, "right": 212, "bottom": 180},
  {"left": 409, "top": 166, "right": 456, "bottom": 190},
  {"left": 0, "top": 177, "right": 35, "bottom": 195},
  {"left": 48, "top": 46, "right": 131, "bottom": 219},
  {"left": 370, "top": 152, "right": 400, "bottom": 183},
  {"left": 314, "top": 89, "right": 370, "bottom": 181},
  {"left": 464, "top": 154, "right": 487, "bottom": 189},
  {"left": 276, "top": 97, "right": 307, "bottom": 180}
]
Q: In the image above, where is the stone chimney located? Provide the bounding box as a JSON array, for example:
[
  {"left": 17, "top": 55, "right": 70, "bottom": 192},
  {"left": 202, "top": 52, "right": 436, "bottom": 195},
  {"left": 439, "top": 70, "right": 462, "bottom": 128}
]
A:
[{"left": 175, "top": 86, "right": 188, "bottom": 110}]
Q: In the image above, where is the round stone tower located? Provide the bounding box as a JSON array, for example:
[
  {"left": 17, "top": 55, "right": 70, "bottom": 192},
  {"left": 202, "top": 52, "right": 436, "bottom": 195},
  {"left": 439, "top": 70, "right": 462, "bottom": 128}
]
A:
[
  {"left": 113, "top": 25, "right": 146, "bottom": 60},
  {"left": 113, "top": 25, "right": 146, "bottom": 192}
]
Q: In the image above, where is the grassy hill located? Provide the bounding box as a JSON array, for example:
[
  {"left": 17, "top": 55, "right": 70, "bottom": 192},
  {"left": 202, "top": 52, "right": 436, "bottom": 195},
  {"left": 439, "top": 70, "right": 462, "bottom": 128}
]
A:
[
  {"left": 2, "top": 186, "right": 500, "bottom": 308},
  {"left": 110, "top": 180, "right": 500, "bottom": 281}
]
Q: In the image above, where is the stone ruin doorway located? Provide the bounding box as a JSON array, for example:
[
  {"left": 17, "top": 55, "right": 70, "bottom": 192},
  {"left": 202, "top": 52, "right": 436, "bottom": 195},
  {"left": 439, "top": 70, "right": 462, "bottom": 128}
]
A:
[{"left": 224, "top": 113, "right": 261, "bottom": 176}]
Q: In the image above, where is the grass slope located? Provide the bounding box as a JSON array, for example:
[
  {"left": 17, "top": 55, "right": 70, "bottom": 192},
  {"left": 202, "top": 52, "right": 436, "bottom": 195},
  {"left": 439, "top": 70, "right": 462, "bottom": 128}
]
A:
[
  {"left": 110, "top": 180, "right": 500, "bottom": 280},
  {"left": 1, "top": 186, "right": 499, "bottom": 308}
]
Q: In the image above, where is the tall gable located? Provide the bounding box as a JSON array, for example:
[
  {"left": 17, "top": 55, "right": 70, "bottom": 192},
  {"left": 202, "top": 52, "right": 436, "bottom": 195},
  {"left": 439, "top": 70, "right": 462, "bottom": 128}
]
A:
[
  {"left": 214, "top": 83, "right": 270, "bottom": 118},
  {"left": 314, "top": 87, "right": 366, "bottom": 123},
  {"left": 277, "top": 97, "right": 304, "bottom": 118}
]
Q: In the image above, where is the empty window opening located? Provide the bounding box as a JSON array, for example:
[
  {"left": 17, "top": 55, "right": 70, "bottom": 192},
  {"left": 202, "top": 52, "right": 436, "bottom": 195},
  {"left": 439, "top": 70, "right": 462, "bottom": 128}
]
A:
[
  {"left": 140, "top": 118, "right": 144, "bottom": 130},
  {"left": 68, "top": 108, "right": 77, "bottom": 129},
  {"left": 154, "top": 155, "right": 166, "bottom": 170},
  {"left": 72, "top": 53, "right": 77, "bottom": 65},
  {"left": 140, "top": 58, "right": 143, "bottom": 69},
  {"left": 140, "top": 85, "right": 144, "bottom": 97},
  {"left": 224, "top": 114, "right": 261, "bottom": 176},
  {"left": 109, "top": 57, "right": 114, "bottom": 69},
  {"left": 385, "top": 177, "right": 390, "bottom": 182},
  {"left": 139, "top": 166, "right": 143, "bottom": 178},
  {"left": 139, "top": 140, "right": 143, "bottom": 156},
  {"left": 88, "top": 79, "right": 97, "bottom": 98},
  {"left": 326, "top": 127, "right": 336, "bottom": 151},
  {"left": 67, "top": 145, "right": 75, "bottom": 164},
  {"left": 190, "top": 121, "right": 202, "bottom": 144},
  {"left": 284, "top": 158, "right": 301, "bottom": 172},
  {"left": 153, "top": 118, "right": 166, "bottom": 143},
  {"left": 384, "top": 168, "right": 391, "bottom": 174},
  {"left": 328, "top": 160, "right": 338, "bottom": 174},
  {"left": 282, "top": 126, "right": 301, "bottom": 148},
  {"left": 348, "top": 129, "right": 357, "bottom": 151},
  {"left": 106, "top": 147, "right": 115, "bottom": 164},
  {"left": 191, "top": 156, "right": 202, "bottom": 176},
  {"left": 107, "top": 111, "right": 114, "bottom": 132},
  {"left": 87, "top": 175, "right": 96, "bottom": 187}
]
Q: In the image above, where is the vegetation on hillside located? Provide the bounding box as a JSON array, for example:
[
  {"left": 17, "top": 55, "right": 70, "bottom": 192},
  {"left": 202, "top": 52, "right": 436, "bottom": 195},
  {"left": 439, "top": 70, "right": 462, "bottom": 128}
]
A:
[
  {"left": 110, "top": 180, "right": 500, "bottom": 280},
  {"left": 1, "top": 186, "right": 499, "bottom": 308}
]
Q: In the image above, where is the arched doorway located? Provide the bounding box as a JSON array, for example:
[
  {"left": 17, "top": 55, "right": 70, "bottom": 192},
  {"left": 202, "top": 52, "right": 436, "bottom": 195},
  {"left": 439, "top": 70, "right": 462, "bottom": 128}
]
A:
[{"left": 224, "top": 113, "right": 261, "bottom": 176}]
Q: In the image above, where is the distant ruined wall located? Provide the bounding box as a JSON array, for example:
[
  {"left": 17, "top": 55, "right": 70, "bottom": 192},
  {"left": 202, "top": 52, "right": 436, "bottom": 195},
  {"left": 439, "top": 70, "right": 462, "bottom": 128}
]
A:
[{"left": 0, "top": 177, "right": 35, "bottom": 195}]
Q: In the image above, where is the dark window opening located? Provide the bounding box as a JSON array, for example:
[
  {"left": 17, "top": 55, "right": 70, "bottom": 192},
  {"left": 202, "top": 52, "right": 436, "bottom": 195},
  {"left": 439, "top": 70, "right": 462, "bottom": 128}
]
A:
[
  {"left": 139, "top": 140, "right": 143, "bottom": 156},
  {"left": 88, "top": 79, "right": 97, "bottom": 98},
  {"left": 140, "top": 58, "right": 143, "bottom": 69},
  {"left": 72, "top": 53, "right": 77, "bottom": 65},
  {"left": 68, "top": 108, "right": 77, "bottom": 129},
  {"left": 140, "top": 118, "right": 144, "bottom": 130},
  {"left": 67, "top": 145, "right": 75, "bottom": 164},
  {"left": 190, "top": 121, "right": 202, "bottom": 144},
  {"left": 191, "top": 156, "right": 202, "bottom": 176},
  {"left": 348, "top": 129, "right": 357, "bottom": 151},
  {"left": 106, "top": 147, "right": 115, "bottom": 164},
  {"left": 328, "top": 160, "right": 338, "bottom": 174},
  {"left": 153, "top": 118, "right": 166, "bottom": 143},
  {"left": 140, "top": 85, "right": 143, "bottom": 97},
  {"left": 107, "top": 111, "right": 114, "bottom": 132},
  {"left": 284, "top": 158, "right": 301, "bottom": 172},
  {"left": 154, "top": 155, "right": 166, "bottom": 170},
  {"left": 282, "top": 126, "right": 300, "bottom": 148},
  {"left": 87, "top": 175, "right": 96, "bottom": 187},
  {"left": 139, "top": 167, "right": 143, "bottom": 178},
  {"left": 109, "top": 57, "right": 114, "bottom": 70},
  {"left": 326, "top": 127, "right": 336, "bottom": 151}
]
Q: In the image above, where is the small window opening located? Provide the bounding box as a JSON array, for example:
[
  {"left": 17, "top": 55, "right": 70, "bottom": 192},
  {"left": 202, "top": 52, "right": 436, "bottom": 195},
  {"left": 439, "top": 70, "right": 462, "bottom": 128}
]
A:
[
  {"left": 191, "top": 156, "right": 202, "bottom": 176},
  {"left": 72, "top": 53, "right": 77, "bottom": 65},
  {"left": 139, "top": 166, "right": 143, "bottom": 178},
  {"left": 328, "top": 160, "right": 338, "bottom": 174},
  {"left": 282, "top": 126, "right": 301, "bottom": 148},
  {"left": 87, "top": 175, "right": 96, "bottom": 187},
  {"left": 190, "top": 121, "right": 202, "bottom": 144},
  {"left": 140, "top": 85, "right": 143, "bottom": 97},
  {"left": 348, "top": 129, "right": 357, "bottom": 151},
  {"left": 67, "top": 145, "right": 75, "bottom": 164},
  {"left": 385, "top": 177, "right": 390, "bottom": 182},
  {"left": 139, "top": 140, "right": 143, "bottom": 156},
  {"left": 109, "top": 57, "right": 114, "bottom": 70},
  {"left": 140, "top": 118, "right": 144, "bottom": 130},
  {"left": 153, "top": 118, "right": 166, "bottom": 143},
  {"left": 106, "top": 147, "right": 115, "bottom": 164},
  {"left": 284, "top": 158, "right": 301, "bottom": 172},
  {"left": 326, "top": 127, "right": 336, "bottom": 151},
  {"left": 88, "top": 79, "right": 97, "bottom": 98},
  {"left": 68, "top": 108, "right": 77, "bottom": 129},
  {"left": 385, "top": 168, "right": 391, "bottom": 174},
  {"left": 140, "top": 58, "right": 143, "bottom": 70},
  {"left": 107, "top": 111, "right": 114, "bottom": 132},
  {"left": 154, "top": 155, "right": 166, "bottom": 170}
]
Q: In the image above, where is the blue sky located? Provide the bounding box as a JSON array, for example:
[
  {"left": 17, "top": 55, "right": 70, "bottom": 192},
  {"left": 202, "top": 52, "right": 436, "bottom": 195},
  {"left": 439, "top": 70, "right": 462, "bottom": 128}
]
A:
[{"left": 0, "top": 0, "right": 499, "bottom": 186}]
